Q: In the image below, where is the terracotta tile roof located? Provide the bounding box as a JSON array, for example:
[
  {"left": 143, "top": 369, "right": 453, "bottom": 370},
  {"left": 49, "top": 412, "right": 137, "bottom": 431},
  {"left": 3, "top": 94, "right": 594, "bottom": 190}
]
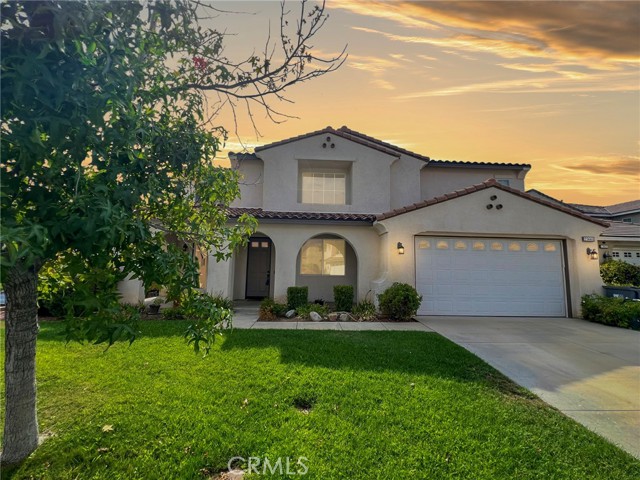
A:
[
  {"left": 601, "top": 221, "right": 640, "bottom": 238},
  {"left": 227, "top": 207, "right": 376, "bottom": 223},
  {"left": 253, "top": 126, "right": 399, "bottom": 158},
  {"left": 376, "top": 179, "right": 610, "bottom": 227},
  {"left": 427, "top": 159, "right": 531, "bottom": 170},
  {"left": 250, "top": 125, "right": 532, "bottom": 170}
]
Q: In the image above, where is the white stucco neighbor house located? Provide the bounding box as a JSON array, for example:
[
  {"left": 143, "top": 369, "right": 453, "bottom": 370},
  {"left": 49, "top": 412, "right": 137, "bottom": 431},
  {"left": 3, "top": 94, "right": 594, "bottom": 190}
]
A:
[
  {"left": 527, "top": 190, "right": 640, "bottom": 266},
  {"left": 120, "top": 126, "right": 610, "bottom": 317}
]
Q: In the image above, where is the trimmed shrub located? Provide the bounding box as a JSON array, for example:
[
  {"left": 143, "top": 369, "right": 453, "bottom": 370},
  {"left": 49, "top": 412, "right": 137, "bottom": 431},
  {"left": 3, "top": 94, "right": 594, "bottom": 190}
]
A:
[
  {"left": 581, "top": 294, "right": 640, "bottom": 329},
  {"left": 287, "top": 286, "right": 308, "bottom": 310},
  {"left": 600, "top": 260, "right": 640, "bottom": 287},
  {"left": 162, "top": 306, "right": 185, "bottom": 320},
  {"left": 353, "top": 300, "right": 377, "bottom": 321},
  {"left": 259, "top": 298, "right": 288, "bottom": 321},
  {"left": 334, "top": 285, "right": 354, "bottom": 312},
  {"left": 297, "top": 303, "right": 329, "bottom": 319},
  {"left": 378, "top": 283, "right": 422, "bottom": 321}
]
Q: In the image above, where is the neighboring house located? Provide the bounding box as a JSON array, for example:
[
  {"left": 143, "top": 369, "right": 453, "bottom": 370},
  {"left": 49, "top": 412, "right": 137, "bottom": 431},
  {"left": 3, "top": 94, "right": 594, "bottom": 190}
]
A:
[
  {"left": 527, "top": 190, "right": 640, "bottom": 266},
  {"left": 197, "top": 126, "right": 608, "bottom": 318}
]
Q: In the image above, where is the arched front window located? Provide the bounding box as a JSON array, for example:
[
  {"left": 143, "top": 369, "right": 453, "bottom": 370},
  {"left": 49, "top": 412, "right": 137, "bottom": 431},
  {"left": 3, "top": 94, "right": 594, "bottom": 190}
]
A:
[{"left": 300, "top": 238, "right": 346, "bottom": 276}]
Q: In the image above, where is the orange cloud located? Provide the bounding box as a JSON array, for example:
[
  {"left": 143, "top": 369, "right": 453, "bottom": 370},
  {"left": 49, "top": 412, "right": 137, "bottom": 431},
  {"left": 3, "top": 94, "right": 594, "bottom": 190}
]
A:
[{"left": 338, "top": 1, "right": 640, "bottom": 67}]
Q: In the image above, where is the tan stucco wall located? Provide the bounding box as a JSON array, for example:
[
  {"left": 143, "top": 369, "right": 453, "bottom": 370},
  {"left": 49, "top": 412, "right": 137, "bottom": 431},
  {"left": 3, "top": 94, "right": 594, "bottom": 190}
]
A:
[
  {"left": 247, "top": 134, "right": 398, "bottom": 214},
  {"left": 230, "top": 157, "right": 264, "bottom": 208},
  {"left": 208, "top": 222, "right": 380, "bottom": 302},
  {"left": 376, "top": 186, "right": 606, "bottom": 316},
  {"left": 420, "top": 167, "right": 526, "bottom": 200}
]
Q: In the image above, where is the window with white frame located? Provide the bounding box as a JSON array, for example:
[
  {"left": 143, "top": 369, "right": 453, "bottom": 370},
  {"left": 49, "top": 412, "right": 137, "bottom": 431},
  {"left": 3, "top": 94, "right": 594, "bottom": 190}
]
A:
[
  {"left": 300, "top": 238, "right": 346, "bottom": 276},
  {"left": 497, "top": 179, "right": 511, "bottom": 187},
  {"left": 300, "top": 172, "right": 346, "bottom": 205}
]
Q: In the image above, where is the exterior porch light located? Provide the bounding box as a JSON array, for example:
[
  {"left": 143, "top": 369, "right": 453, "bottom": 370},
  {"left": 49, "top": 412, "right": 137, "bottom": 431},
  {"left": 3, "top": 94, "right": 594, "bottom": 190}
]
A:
[
  {"left": 586, "top": 248, "right": 598, "bottom": 260},
  {"left": 397, "top": 242, "right": 405, "bottom": 255}
]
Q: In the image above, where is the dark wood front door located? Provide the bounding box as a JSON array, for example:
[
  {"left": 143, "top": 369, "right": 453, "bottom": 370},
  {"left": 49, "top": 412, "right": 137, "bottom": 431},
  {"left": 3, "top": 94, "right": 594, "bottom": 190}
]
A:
[{"left": 246, "top": 238, "right": 272, "bottom": 298}]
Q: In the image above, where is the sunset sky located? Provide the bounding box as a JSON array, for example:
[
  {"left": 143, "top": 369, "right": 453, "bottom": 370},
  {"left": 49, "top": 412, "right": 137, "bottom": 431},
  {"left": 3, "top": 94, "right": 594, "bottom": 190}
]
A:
[{"left": 207, "top": 1, "right": 639, "bottom": 205}]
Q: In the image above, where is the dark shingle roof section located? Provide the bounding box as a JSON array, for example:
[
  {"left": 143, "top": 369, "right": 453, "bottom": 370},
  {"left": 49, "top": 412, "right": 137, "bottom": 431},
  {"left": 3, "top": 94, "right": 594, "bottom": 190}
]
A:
[
  {"left": 605, "top": 199, "right": 640, "bottom": 215},
  {"left": 601, "top": 221, "right": 640, "bottom": 238},
  {"left": 229, "top": 152, "right": 259, "bottom": 161},
  {"left": 569, "top": 203, "right": 610, "bottom": 215},
  {"left": 227, "top": 207, "right": 376, "bottom": 224},
  {"left": 377, "top": 179, "right": 610, "bottom": 227}
]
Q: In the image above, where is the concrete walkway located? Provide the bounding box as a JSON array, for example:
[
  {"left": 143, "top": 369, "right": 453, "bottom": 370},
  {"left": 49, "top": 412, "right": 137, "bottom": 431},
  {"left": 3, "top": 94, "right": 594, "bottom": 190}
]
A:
[{"left": 419, "top": 316, "right": 640, "bottom": 459}]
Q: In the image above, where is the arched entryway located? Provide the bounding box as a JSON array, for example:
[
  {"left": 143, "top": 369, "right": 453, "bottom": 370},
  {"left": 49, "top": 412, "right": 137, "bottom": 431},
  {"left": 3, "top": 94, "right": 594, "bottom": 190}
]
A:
[{"left": 295, "top": 233, "right": 357, "bottom": 303}]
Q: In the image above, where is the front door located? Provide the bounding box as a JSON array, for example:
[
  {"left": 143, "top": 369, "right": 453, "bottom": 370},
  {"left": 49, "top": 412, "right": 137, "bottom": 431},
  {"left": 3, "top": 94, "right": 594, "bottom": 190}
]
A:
[{"left": 246, "top": 238, "right": 272, "bottom": 298}]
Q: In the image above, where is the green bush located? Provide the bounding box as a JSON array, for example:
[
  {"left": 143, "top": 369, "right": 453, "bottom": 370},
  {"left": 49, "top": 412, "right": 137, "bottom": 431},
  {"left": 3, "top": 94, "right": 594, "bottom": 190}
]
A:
[
  {"left": 581, "top": 294, "right": 640, "bottom": 329},
  {"left": 378, "top": 283, "right": 422, "bottom": 321},
  {"left": 296, "top": 303, "right": 329, "bottom": 319},
  {"left": 162, "top": 306, "right": 185, "bottom": 320},
  {"left": 600, "top": 260, "right": 640, "bottom": 287},
  {"left": 334, "top": 285, "right": 354, "bottom": 312},
  {"left": 353, "top": 300, "right": 377, "bottom": 321},
  {"left": 287, "top": 286, "right": 308, "bottom": 310},
  {"left": 38, "top": 254, "right": 122, "bottom": 317},
  {"left": 258, "top": 298, "right": 288, "bottom": 321}
]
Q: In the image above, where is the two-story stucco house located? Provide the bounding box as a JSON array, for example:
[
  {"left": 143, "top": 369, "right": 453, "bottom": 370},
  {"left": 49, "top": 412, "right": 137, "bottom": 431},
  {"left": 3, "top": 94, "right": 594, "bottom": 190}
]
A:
[{"left": 197, "top": 126, "right": 608, "bottom": 318}]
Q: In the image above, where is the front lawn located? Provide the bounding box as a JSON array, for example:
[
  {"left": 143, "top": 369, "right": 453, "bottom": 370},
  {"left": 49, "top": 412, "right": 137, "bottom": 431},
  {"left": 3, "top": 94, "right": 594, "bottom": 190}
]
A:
[{"left": 2, "top": 322, "right": 638, "bottom": 479}]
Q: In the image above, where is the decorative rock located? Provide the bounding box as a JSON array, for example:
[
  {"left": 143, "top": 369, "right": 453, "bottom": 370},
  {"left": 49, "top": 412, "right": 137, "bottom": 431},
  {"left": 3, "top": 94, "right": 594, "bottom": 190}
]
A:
[
  {"left": 327, "top": 313, "right": 339, "bottom": 322},
  {"left": 339, "top": 313, "right": 350, "bottom": 322},
  {"left": 285, "top": 309, "right": 296, "bottom": 318},
  {"left": 310, "top": 311, "right": 323, "bottom": 322}
]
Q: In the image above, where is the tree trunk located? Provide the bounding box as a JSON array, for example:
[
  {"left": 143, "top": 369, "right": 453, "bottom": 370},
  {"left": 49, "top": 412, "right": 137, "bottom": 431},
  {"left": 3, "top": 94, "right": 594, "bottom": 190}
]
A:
[{"left": 1, "top": 264, "right": 40, "bottom": 465}]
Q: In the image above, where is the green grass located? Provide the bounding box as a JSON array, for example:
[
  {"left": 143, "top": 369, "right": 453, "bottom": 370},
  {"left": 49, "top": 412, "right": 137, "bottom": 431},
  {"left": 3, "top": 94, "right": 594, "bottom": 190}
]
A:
[{"left": 2, "top": 321, "right": 639, "bottom": 479}]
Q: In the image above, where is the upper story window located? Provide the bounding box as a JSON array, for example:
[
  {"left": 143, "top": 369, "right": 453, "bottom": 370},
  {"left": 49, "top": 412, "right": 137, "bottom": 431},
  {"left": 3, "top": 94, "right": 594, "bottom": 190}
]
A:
[
  {"left": 301, "top": 172, "right": 346, "bottom": 205},
  {"left": 298, "top": 159, "right": 351, "bottom": 205},
  {"left": 497, "top": 179, "right": 511, "bottom": 187}
]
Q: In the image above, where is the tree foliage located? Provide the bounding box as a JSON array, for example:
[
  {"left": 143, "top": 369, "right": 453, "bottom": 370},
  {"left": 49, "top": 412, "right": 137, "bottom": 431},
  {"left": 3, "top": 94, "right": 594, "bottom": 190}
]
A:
[{"left": 1, "top": 0, "right": 344, "bottom": 463}]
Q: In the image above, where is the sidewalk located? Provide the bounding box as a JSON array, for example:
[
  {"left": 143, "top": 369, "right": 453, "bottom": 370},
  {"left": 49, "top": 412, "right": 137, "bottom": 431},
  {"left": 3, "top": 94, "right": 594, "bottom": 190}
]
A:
[{"left": 232, "top": 302, "right": 433, "bottom": 331}]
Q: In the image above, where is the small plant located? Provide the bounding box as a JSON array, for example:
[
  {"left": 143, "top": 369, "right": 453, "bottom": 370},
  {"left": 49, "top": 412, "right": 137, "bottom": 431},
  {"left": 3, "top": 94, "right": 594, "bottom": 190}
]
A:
[
  {"left": 353, "top": 300, "right": 377, "bottom": 321},
  {"left": 162, "top": 306, "right": 184, "bottom": 320},
  {"left": 600, "top": 260, "right": 640, "bottom": 287},
  {"left": 296, "top": 303, "right": 329, "bottom": 319},
  {"left": 259, "top": 298, "right": 289, "bottom": 321},
  {"left": 287, "top": 286, "right": 308, "bottom": 310},
  {"left": 581, "top": 294, "right": 640, "bottom": 329},
  {"left": 333, "top": 285, "right": 354, "bottom": 312},
  {"left": 378, "top": 283, "right": 422, "bottom": 321}
]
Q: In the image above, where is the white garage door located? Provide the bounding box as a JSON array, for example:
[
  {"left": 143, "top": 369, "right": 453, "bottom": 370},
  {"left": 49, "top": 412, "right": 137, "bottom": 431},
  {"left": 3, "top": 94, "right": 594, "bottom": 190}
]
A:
[{"left": 415, "top": 237, "right": 566, "bottom": 317}]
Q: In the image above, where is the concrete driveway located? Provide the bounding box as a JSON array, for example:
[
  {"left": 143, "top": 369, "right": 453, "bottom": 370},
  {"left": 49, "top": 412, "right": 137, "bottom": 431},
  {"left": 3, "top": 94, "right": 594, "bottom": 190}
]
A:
[{"left": 418, "top": 316, "right": 640, "bottom": 459}]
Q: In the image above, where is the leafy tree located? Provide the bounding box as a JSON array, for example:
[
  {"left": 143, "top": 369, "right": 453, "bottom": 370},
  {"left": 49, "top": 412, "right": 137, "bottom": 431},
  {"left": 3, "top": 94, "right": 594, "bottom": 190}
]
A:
[{"left": 1, "top": 0, "right": 344, "bottom": 464}]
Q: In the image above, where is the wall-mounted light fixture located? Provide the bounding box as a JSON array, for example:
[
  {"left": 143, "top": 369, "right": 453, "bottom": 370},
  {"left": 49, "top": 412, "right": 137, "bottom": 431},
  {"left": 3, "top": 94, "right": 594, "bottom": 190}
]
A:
[
  {"left": 586, "top": 248, "right": 598, "bottom": 260},
  {"left": 397, "top": 242, "right": 405, "bottom": 255}
]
